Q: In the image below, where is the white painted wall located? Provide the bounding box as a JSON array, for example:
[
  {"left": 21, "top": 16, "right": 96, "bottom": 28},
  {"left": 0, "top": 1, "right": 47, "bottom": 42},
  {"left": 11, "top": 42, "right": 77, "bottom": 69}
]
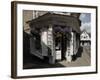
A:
[
  {"left": 66, "top": 32, "right": 74, "bottom": 62},
  {"left": 70, "top": 32, "right": 74, "bottom": 55},
  {"left": 80, "top": 31, "right": 90, "bottom": 41},
  {"left": 41, "top": 30, "right": 48, "bottom": 56}
]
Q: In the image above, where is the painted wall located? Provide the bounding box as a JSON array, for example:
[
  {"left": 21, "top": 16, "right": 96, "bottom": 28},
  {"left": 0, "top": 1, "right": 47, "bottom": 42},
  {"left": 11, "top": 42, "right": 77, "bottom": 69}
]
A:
[
  {"left": 41, "top": 30, "right": 48, "bottom": 56},
  {"left": 80, "top": 31, "right": 90, "bottom": 41}
]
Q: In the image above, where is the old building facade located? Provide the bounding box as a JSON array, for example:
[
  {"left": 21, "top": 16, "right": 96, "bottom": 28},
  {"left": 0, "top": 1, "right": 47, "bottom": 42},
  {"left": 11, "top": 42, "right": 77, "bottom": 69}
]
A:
[
  {"left": 80, "top": 30, "right": 91, "bottom": 46},
  {"left": 26, "top": 12, "right": 81, "bottom": 64}
]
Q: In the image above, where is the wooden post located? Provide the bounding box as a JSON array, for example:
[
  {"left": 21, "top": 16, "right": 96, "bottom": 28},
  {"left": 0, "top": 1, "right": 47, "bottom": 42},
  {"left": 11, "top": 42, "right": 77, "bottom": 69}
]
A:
[
  {"left": 66, "top": 32, "right": 74, "bottom": 62},
  {"left": 47, "top": 25, "right": 56, "bottom": 64}
]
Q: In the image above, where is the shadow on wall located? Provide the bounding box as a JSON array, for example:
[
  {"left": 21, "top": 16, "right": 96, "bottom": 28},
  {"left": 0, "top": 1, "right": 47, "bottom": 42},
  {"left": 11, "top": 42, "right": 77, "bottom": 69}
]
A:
[
  {"left": 23, "top": 31, "right": 65, "bottom": 69},
  {"left": 23, "top": 31, "right": 31, "bottom": 64},
  {"left": 72, "top": 46, "right": 83, "bottom": 61}
]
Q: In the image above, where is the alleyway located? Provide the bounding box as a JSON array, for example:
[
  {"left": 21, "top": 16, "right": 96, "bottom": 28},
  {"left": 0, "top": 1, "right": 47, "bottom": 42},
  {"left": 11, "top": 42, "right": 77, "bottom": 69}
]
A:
[{"left": 23, "top": 46, "right": 91, "bottom": 69}]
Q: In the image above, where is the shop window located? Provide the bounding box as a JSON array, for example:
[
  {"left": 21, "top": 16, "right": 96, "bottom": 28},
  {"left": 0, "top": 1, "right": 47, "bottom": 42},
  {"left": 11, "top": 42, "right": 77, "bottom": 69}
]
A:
[
  {"left": 35, "top": 34, "right": 41, "bottom": 50},
  {"left": 55, "top": 36, "right": 61, "bottom": 50},
  {"left": 31, "top": 29, "right": 41, "bottom": 51}
]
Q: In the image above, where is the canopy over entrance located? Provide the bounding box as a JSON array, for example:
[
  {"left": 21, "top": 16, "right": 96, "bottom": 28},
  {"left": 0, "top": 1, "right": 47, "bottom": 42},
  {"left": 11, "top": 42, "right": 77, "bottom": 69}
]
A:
[{"left": 28, "top": 12, "right": 81, "bottom": 33}]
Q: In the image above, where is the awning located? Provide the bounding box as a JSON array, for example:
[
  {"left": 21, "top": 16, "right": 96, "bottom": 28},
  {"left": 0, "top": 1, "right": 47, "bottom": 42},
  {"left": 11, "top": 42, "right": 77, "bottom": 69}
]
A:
[{"left": 28, "top": 12, "right": 81, "bottom": 33}]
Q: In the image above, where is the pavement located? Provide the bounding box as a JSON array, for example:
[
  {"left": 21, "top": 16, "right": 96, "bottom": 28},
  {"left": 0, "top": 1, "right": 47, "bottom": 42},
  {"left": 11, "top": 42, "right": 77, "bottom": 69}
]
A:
[
  {"left": 23, "top": 46, "right": 91, "bottom": 69},
  {"left": 59, "top": 46, "right": 91, "bottom": 67}
]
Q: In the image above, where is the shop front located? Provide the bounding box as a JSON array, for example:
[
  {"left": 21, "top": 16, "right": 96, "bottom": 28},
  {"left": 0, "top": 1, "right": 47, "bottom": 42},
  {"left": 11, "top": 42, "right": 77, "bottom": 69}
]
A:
[{"left": 28, "top": 12, "right": 81, "bottom": 64}]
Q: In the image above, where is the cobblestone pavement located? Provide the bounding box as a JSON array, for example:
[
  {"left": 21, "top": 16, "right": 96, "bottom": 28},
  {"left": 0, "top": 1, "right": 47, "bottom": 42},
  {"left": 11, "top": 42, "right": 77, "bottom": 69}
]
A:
[{"left": 23, "top": 46, "right": 91, "bottom": 69}]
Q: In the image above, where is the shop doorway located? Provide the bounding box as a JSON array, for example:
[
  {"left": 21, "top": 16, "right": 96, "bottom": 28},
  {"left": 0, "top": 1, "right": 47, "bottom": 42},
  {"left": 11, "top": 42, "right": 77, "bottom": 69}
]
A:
[{"left": 54, "top": 30, "right": 67, "bottom": 60}]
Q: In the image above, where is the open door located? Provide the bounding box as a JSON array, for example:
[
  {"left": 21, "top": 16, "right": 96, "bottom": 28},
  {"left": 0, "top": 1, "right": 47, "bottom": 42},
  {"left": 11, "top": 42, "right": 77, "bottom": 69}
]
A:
[
  {"left": 54, "top": 26, "right": 67, "bottom": 61},
  {"left": 55, "top": 35, "right": 62, "bottom": 60}
]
